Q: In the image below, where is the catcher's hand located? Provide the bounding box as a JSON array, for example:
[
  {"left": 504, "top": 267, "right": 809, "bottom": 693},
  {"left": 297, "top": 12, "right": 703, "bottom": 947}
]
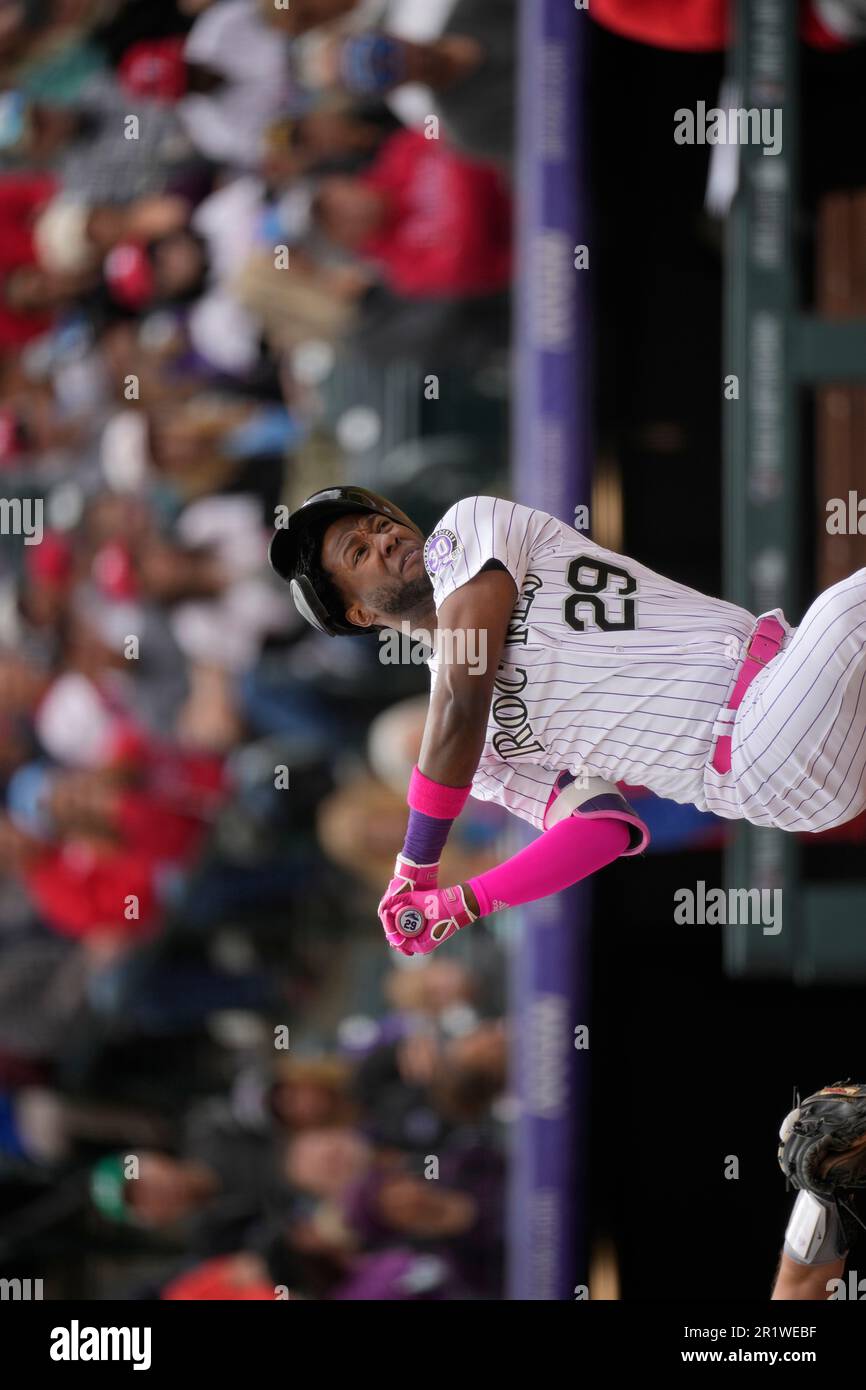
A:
[{"left": 778, "top": 1080, "right": 866, "bottom": 1198}]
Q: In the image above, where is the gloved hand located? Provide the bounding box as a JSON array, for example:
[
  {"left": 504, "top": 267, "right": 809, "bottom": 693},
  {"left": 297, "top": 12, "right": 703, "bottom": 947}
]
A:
[
  {"left": 778, "top": 1080, "right": 866, "bottom": 1197},
  {"left": 384, "top": 853, "right": 440, "bottom": 899},
  {"left": 377, "top": 855, "right": 440, "bottom": 947},
  {"left": 378, "top": 882, "right": 477, "bottom": 956}
]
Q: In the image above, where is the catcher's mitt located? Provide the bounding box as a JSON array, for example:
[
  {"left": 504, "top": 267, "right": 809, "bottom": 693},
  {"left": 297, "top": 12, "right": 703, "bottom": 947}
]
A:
[{"left": 778, "top": 1080, "right": 866, "bottom": 1198}]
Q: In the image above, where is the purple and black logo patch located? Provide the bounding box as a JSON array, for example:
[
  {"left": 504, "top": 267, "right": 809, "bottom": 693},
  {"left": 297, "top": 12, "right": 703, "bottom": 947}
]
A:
[{"left": 423, "top": 528, "right": 461, "bottom": 577}]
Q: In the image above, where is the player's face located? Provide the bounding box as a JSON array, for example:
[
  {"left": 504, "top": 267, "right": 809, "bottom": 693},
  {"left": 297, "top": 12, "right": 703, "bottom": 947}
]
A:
[{"left": 321, "top": 510, "right": 432, "bottom": 631}]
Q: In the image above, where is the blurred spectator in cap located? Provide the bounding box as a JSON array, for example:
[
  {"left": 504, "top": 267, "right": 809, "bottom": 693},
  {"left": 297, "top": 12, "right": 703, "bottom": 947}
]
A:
[
  {"left": 269, "top": 1056, "right": 357, "bottom": 1132},
  {"left": 223, "top": 1056, "right": 357, "bottom": 1136},
  {"left": 310, "top": 128, "right": 511, "bottom": 298},
  {"left": 342, "top": 1140, "right": 504, "bottom": 1297},
  {"left": 92, "top": 1096, "right": 297, "bottom": 1254},
  {"left": 262, "top": 102, "right": 400, "bottom": 184},
  {"left": 332, "top": 0, "right": 516, "bottom": 166}
]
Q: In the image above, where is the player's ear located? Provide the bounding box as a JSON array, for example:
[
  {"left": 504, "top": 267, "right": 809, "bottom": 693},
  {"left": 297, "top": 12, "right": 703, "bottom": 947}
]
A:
[{"left": 345, "top": 601, "right": 377, "bottom": 631}]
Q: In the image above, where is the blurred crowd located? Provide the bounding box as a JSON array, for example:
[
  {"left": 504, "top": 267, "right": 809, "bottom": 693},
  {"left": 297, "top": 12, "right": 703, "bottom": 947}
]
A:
[{"left": 0, "top": 0, "right": 517, "bottom": 1299}]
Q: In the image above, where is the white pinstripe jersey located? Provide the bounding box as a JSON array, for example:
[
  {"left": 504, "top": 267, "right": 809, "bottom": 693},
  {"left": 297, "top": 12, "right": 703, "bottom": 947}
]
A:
[{"left": 423, "top": 496, "right": 760, "bottom": 830}]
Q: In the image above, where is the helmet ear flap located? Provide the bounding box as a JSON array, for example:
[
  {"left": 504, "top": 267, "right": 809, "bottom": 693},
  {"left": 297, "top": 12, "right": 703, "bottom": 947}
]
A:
[
  {"left": 289, "top": 577, "right": 333, "bottom": 636},
  {"left": 289, "top": 576, "right": 372, "bottom": 638}
]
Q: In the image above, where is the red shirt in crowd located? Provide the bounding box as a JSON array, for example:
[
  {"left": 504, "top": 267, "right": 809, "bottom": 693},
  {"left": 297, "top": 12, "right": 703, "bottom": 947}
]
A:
[
  {"left": 22, "top": 730, "right": 226, "bottom": 941},
  {"left": 359, "top": 129, "right": 512, "bottom": 298},
  {"left": 25, "top": 840, "right": 161, "bottom": 942},
  {"left": 116, "top": 787, "right": 208, "bottom": 862},
  {"left": 0, "top": 173, "right": 59, "bottom": 349},
  {"left": 589, "top": 0, "right": 854, "bottom": 51}
]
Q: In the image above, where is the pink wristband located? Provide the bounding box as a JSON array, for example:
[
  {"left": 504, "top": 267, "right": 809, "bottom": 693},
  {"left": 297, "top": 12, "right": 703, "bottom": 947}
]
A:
[{"left": 407, "top": 764, "right": 472, "bottom": 819}]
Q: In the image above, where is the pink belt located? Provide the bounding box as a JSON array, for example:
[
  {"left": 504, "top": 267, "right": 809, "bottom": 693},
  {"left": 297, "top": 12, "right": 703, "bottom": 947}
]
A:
[{"left": 710, "top": 615, "right": 786, "bottom": 775}]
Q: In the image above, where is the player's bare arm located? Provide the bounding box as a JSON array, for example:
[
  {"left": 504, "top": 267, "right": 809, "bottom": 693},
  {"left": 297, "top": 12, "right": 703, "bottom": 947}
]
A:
[{"left": 416, "top": 566, "right": 517, "bottom": 787}]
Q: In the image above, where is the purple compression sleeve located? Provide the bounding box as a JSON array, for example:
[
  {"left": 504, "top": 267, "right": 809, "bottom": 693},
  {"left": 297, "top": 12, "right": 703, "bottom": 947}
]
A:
[{"left": 402, "top": 807, "right": 454, "bottom": 866}]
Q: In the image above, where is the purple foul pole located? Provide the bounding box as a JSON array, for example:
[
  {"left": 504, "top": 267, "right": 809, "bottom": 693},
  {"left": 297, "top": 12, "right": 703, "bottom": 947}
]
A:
[{"left": 508, "top": 0, "right": 592, "bottom": 1299}]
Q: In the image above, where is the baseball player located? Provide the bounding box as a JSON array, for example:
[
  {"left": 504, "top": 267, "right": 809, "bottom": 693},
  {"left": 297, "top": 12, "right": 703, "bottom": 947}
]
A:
[
  {"left": 270, "top": 487, "right": 866, "bottom": 955},
  {"left": 773, "top": 1081, "right": 866, "bottom": 1300}
]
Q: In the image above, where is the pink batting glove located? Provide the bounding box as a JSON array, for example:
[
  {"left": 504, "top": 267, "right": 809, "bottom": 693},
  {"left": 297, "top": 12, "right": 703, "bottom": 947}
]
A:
[
  {"left": 377, "top": 855, "right": 441, "bottom": 954},
  {"left": 377, "top": 853, "right": 439, "bottom": 928},
  {"left": 386, "top": 854, "right": 440, "bottom": 896},
  {"left": 378, "top": 883, "right": 477, "bottom": 956}
]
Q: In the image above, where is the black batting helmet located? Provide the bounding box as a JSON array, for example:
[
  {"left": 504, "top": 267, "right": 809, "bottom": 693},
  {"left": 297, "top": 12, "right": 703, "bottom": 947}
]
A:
[{"left": 268, "top": 485, "right": 420, "bottom": 636}]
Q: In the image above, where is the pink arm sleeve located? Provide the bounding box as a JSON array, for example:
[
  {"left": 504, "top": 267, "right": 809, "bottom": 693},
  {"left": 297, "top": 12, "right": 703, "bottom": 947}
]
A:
[{"left": 467, "top": 815, "right": 631, "bottom": 916}]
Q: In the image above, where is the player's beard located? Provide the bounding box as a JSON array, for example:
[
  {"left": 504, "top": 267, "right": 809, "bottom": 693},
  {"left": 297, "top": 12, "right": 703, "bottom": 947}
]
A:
[{"left": 367, "top": 573, "right": 434, "bottom": 623}]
